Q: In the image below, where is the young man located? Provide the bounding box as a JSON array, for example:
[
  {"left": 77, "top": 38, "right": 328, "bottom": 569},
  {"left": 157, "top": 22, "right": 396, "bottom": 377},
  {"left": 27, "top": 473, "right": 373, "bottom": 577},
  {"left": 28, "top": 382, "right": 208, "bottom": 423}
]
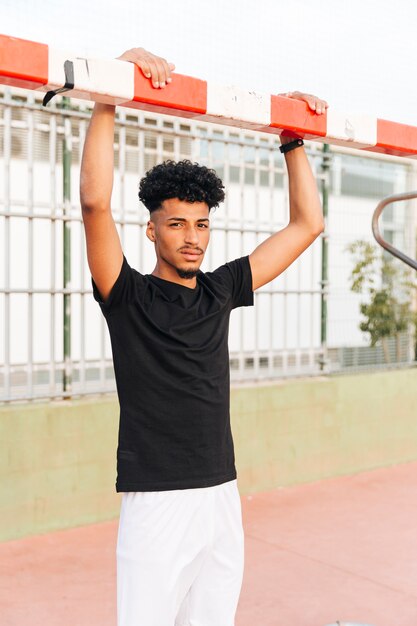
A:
[{"left": 80, "top": 47, "right": 328, "bottom": 626}]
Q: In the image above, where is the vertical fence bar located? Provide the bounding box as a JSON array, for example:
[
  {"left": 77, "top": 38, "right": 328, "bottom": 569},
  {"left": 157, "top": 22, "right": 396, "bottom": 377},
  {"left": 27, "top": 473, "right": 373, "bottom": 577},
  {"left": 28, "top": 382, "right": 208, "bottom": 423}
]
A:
[
  {"left": 253, "top": 138, "right": 261, "bottom": 378},
  {"left": 221, "top": 130, "right": 232, "bottom": 372},
  {"left": 79, "top": 113, "right": 86, "bottom": 394},
  {"left": 62, "top": 97, "right": 72, "bottom": 395},
  {"left": 296, "top": 259, "right": 301, "bottom": 370},
  {"left": 310, "top": 204, "right": 316, "bottom": 370},
  {"left": 207, "top": 129, "right": 214, "bottom": 270},
  {"left": 268, "top": 139, "right": 275, "bottom": 377},
  {"left": 404, "top": 161, "right": 417, "bottom": 362},
  {"left": 3, "top": 91, "right": 11, "bottom": 399},
  {"left": 49, "top": 110, "right": 57, "bottom": 396},
  {"left": 238, "top": 139, "right": 245, "bottom": 376},
  {"left": 118, "top": 109, "right": 126, "bottom": 250},
  {"left": 282, "top": 149, "right": 289, "bottom": 376},
  {"left": 27, "top": 96, "right": 34, "bottom": 397},
  {"left": 223, "top": 131, "right": 230, "bottom": 262},
  {"left": 138, "top": 114, "right": 146, "bottom": 272},
  {"left": 320, "top": 143, "right": 330, "bottom": 372},
  {"left": 311, "top": 149, "right": 320, "bottom": 370}
]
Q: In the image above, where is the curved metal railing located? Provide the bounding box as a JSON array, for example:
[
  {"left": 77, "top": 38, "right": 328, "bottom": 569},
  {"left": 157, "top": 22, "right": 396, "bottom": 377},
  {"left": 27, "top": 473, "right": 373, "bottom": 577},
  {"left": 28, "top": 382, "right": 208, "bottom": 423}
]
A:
[{"left": 372, "top": 191, "right": 417, "bottom": 270}]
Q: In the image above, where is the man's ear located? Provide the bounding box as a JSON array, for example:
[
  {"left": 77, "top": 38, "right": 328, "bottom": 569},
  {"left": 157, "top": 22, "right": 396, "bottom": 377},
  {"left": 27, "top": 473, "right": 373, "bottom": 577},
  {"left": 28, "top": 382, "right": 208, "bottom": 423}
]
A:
[{"left": 146, "top": 220, "right": 156, "bottom": 242}]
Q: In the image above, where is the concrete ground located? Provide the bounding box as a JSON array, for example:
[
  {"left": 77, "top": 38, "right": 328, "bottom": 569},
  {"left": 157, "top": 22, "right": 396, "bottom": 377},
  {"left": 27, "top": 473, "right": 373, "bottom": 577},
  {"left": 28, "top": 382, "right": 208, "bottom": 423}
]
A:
[{"left": 2, "top": 461, "right": 417, "bottom": 626}]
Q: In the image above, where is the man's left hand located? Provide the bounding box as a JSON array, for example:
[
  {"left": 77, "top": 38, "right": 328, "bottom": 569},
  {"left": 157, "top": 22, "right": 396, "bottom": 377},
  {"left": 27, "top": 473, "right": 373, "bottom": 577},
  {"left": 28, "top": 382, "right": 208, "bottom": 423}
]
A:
[
  {"left": 280, "top": 91, "right": 329, "bottom": 115},
  {"left": 278, "top": 91, "right": 329, "bottom": 144}
]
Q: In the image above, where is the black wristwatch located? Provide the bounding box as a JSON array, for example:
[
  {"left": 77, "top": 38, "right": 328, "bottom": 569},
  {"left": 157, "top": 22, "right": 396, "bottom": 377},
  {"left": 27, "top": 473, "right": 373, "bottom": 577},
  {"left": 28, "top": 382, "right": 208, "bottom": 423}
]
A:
[{"left": 279, "top": 138, "right": 304, "bottom": 154}]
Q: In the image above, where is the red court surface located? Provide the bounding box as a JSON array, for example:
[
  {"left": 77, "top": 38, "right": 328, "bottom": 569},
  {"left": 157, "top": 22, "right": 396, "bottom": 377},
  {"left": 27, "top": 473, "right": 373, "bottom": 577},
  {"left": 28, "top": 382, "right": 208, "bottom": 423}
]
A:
[{"left": 2, "top": 461, "right": 417, "bottom": 626}]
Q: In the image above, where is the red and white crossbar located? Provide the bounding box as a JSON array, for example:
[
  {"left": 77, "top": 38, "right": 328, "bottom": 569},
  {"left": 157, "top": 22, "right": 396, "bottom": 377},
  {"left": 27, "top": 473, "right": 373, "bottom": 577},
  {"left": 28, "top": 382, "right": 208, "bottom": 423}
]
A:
[{"left": 1, "top": 34, "right": 416, "bottom": 158}]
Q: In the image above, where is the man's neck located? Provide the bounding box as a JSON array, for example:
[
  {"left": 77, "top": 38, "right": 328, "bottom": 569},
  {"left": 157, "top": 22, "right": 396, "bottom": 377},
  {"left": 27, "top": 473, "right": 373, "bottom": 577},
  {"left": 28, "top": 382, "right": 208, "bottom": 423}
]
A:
[{"left": 151, "top": 268, "right": 198, "bottom": 289}]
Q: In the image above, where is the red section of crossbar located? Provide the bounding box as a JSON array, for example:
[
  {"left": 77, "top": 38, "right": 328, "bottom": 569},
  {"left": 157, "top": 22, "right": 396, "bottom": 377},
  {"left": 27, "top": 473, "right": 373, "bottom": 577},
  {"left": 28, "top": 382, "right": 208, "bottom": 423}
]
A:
[
  {"left": 365, "top": 119, "right": 417, "bottom": 158},
  {"left": 270, "top": 95, "right": 327, "bottom": 139},
  {"left": 0, "top": 34, "right": 48, "bottom": 90},
  {"left": 125, "top": 66, "right": 207, "bottom": 118}
]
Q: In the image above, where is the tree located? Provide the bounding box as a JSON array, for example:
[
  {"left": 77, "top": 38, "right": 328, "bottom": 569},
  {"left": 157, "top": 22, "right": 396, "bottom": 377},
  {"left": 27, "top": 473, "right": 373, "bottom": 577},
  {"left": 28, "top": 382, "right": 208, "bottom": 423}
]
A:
[{"left": 346, "top": 240, "right": 417, "bottom": 363}]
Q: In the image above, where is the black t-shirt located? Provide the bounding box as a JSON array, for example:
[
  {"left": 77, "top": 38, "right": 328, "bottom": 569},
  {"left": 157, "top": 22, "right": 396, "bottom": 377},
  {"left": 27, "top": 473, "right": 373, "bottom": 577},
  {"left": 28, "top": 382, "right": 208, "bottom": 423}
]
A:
[{"left": 91, "top": 254, "right": 254, "bottom": 492}]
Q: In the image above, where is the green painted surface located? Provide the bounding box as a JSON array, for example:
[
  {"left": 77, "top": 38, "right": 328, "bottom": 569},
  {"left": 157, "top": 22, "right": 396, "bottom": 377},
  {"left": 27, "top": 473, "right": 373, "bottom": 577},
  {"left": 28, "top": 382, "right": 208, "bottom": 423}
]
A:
[{"left": 1, "top": 368, "right": 416, "bottom": 541}]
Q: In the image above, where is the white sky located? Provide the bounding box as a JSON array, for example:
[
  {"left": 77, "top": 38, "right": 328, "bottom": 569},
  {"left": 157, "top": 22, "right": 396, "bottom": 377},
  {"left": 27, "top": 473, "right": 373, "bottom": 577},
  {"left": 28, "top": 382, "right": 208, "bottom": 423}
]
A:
[{"left": 2, "top": 0, "right": 417, "bottom": 125}]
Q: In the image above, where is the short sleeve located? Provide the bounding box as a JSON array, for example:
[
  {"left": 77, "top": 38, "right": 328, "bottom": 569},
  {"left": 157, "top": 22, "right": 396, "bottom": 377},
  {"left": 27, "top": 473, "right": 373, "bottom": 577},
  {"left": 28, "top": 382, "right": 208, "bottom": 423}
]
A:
[
  {"left": 209, "top": 255, "right": 254, "bottom": 309},
  {"left": 91, "top": 254, "right": 138, "bottom": 315}
]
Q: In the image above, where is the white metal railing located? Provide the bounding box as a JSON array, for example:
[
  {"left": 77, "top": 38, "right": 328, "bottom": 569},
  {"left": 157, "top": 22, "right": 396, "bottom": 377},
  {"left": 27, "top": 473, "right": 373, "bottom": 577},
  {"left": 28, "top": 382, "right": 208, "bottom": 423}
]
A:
[{"left": 0, "top": 88, "right": 416, "bottom": 402}]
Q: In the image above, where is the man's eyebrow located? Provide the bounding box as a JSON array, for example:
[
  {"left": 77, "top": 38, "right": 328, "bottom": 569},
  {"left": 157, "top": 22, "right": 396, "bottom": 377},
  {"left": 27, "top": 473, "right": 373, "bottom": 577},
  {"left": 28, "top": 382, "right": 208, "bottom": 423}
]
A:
[{"left": 166, "top": 217, "right": 209, "bottom": 222}]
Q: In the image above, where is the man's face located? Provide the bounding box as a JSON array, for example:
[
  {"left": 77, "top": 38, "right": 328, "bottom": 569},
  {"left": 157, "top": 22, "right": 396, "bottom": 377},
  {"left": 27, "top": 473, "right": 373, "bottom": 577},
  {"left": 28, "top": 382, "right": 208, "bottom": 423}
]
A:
[{"left": 146, "top": 198, "right": 211, "bottom": 279}]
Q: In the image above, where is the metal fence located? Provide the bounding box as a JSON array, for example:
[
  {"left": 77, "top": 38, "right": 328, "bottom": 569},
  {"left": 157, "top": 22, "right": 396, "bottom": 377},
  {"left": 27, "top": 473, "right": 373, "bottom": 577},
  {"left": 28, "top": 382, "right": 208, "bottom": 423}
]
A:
[{"left": 1, "top": 88, "right": 416, "bottom": 403}]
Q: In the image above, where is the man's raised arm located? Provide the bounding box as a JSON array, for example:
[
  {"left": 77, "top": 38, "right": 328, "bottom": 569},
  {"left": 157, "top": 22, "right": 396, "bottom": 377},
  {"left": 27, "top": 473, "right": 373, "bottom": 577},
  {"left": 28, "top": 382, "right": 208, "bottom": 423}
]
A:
[
  {"left": 80, "top": 102, "right": 116, "bottom": 213},
  {"left": 80, "top": 48, "right": 175, "bottom": 302},
  {"left": 249, "top": 91, "right": 329, "bottom": 292}
]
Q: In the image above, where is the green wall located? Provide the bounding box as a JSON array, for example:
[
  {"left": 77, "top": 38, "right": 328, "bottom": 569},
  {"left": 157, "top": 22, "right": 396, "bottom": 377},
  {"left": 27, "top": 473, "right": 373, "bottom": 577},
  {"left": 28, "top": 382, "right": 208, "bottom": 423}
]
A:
[{"left": 1, "top": 367, "right": 416, "bottom": 541}]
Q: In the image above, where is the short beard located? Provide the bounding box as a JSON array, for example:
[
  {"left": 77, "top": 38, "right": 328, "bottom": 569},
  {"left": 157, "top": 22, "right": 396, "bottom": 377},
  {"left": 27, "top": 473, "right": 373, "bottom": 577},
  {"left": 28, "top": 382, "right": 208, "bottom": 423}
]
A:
[{"left": 176, "top": 268, "right": 199, "bottom": 279}]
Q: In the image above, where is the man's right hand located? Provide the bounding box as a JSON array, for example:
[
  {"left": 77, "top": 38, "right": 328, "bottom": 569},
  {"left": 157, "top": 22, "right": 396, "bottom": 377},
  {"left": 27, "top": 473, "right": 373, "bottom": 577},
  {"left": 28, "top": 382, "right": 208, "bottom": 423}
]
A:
[{"left": 117, "top": 48, "right": 175, "bottom": 89}]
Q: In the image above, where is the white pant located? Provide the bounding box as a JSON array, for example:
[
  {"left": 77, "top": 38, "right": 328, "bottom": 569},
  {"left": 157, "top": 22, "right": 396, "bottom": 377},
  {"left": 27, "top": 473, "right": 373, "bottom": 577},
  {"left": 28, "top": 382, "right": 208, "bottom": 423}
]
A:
[{"left": 116, "top": 479, "right": 244, "bottom": 626}]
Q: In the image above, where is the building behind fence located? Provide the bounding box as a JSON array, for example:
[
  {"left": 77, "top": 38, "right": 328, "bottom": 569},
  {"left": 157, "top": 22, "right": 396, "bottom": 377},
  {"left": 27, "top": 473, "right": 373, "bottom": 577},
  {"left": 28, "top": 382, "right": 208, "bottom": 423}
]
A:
[{"left": 1, "top": 88, "right": 416, "bottom": 402}]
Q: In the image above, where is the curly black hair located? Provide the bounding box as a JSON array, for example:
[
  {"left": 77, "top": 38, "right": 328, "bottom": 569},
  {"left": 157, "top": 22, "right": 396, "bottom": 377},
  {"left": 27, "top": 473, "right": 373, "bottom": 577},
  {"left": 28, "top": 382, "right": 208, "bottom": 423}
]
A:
[{"left": 138, "top": 159, "right": 225, "bottom": 213}]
